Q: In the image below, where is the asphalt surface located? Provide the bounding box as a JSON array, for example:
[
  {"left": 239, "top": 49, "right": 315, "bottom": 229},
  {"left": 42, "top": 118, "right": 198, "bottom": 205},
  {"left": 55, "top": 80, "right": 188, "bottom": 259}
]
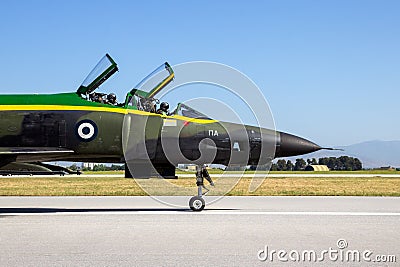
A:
[
  {"left": 1, "top": 173, "right": 400, "bottom": 178},
  {"left": 0, "top": 196, "right": 399, "bottom": 266}
]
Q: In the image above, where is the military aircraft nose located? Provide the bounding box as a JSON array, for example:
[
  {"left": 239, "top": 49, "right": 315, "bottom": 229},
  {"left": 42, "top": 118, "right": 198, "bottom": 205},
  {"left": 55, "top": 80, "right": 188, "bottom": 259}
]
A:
[{"left": 275, "top": 132, "right": 321, "bottom": 157}]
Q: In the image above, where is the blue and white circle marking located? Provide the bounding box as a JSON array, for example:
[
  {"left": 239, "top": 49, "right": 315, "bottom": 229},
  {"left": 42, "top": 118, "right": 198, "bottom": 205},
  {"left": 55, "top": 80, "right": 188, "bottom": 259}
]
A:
[{"left": 76, "top": 120, "right": 98, "bottom": 142}]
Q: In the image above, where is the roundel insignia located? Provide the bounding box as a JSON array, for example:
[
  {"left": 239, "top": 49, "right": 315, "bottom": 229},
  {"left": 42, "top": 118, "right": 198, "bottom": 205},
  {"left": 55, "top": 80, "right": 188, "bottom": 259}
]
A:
[{"left": 76, "top": 120, "right": 98, "bottom": 142}]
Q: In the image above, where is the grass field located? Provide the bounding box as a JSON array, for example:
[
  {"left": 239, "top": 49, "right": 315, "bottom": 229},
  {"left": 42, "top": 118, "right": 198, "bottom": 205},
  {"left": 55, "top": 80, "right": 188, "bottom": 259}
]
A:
[
  {"left": 0, "top": 174, "right": 399, "bottom": 196},
  {"left": 82, "top": 170, "right": 400, "bottom": 175}
]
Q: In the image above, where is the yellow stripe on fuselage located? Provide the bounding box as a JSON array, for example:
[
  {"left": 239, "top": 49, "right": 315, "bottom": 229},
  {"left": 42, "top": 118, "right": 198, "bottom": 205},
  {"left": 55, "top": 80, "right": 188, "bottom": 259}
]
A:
[
  {"left": 0, "top": 104, "right": 127, "bottom": 114},
  {"left": 0, "top": 105, "right": 217, "bottom": 124}
]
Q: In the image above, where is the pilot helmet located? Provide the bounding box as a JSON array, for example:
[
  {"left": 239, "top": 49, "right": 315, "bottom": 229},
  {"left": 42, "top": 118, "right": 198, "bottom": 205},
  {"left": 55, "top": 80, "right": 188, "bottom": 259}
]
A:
[
  {"left": 107, "top": 93, "right": 116, "bottom": 102},
  {"left": 160, "top": 102, "right": 169, "bottom": 111}
]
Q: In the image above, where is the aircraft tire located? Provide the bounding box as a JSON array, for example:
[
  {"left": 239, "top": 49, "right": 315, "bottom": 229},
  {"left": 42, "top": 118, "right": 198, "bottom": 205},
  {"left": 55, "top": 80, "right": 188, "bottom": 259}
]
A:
[{"left": 189, "top": 196, "right": 205, "bottom": 212}]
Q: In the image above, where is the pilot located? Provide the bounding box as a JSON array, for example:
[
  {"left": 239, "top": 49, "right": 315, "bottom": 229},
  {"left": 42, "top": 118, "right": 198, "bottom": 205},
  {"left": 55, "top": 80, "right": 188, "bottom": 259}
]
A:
[
  {"left": 106, "top": 93, "right": 117, "bottom": 105},
  {"left": 156, "top": 102, "right": 169, "bottom": 115},
  {"left": 90, "top": 93, "right": 102, "bottom": 103}
]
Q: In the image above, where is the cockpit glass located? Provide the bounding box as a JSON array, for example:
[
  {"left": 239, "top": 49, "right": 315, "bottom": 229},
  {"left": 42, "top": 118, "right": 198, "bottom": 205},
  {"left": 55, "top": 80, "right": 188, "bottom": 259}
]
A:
[
  {"left": 173, "top": 103, "right": 211, "bottom": 120},
  {"left": 77, "top": 54, "right": 118, "bottom": 95},
  {"left": 81, "top": 55, "right": 114, "bottom": 87},
  {"left": 134, "top": 63, "right": 173, "bottom": 93}
]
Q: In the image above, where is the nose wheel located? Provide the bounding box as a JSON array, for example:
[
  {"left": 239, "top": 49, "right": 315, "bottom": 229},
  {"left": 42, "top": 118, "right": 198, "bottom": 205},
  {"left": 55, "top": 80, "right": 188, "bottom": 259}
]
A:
[
  {"left": 189, "top": 196, "right": 205, "bottom": 211},
  {"left": 188, "top": 165, "right": 214, "bottom": 212}
]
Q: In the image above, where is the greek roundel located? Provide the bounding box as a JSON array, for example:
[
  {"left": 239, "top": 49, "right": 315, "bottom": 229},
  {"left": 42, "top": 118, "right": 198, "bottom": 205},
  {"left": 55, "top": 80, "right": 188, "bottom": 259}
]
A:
[{"left": 76, "top": 120, "right": 98, "bottom": 142}]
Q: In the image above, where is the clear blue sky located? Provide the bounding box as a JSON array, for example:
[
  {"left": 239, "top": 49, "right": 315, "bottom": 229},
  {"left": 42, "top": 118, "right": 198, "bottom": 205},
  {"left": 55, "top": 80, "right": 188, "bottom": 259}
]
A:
[{"left": 0, "top": 1, "right": 398, "bottom": 146}]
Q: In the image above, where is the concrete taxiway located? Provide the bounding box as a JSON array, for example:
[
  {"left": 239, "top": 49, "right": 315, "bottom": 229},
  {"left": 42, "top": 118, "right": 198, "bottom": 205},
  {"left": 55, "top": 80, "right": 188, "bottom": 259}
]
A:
[{"left": 1, "top": 196, "right": 399, "bottom": 266}]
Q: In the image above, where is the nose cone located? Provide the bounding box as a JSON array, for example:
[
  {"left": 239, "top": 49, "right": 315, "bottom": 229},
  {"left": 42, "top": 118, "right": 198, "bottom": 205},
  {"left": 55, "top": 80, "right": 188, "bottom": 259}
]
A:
[{"left": 275, "top": 132, "right": 321, "bottom": 158}]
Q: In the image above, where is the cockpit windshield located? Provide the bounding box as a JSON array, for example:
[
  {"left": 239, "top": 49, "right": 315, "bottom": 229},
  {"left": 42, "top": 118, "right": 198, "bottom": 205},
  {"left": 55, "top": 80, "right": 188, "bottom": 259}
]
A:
[
  {"left": 172, "top": 103, "right": 212, "bottom": 120},
  {"left": 77, "top": 54, "right": 118, "bottom": 96}
]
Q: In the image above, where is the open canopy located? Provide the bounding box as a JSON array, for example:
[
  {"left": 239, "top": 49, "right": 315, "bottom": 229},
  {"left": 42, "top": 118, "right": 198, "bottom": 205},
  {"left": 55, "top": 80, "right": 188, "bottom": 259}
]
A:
[
  {"left": 123, "top": 62, "right": 174, "bottom": 110},
  {"left": 128, "top": 62, "right": 174, "bottom": 99},
  {"left": 75, "top": 54, "right": 176, "bottom": 110},
  {"left": 77, "top": 54, "right": 118, "bottom": 95}
]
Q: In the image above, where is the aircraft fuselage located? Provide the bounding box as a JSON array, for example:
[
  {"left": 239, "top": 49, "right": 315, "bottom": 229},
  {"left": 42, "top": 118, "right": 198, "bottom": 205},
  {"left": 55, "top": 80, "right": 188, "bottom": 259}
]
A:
[{"left": 0, "top": 93, "right": 322, "bottom": 172}]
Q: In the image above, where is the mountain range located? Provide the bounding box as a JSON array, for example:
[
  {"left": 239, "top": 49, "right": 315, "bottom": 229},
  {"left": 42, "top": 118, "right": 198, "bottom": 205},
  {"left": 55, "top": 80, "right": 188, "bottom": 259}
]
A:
[{"left": 281, "top": 140, "right": 400, "bottom": 169}]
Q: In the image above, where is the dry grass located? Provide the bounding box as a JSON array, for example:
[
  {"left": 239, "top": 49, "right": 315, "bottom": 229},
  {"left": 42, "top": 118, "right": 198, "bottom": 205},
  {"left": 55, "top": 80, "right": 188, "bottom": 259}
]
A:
[
  {"left": 227, "top": 177, "right": 400, "bottom": 196},
  {"left": 0, "top": 176, "right": 399, "bottom": 196}
]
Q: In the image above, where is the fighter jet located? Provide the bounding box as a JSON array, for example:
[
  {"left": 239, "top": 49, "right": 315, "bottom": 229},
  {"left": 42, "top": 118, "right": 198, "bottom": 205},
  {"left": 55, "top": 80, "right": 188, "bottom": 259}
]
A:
[{"left": 0, "top": 54, "right": 331, "bottom": 211}]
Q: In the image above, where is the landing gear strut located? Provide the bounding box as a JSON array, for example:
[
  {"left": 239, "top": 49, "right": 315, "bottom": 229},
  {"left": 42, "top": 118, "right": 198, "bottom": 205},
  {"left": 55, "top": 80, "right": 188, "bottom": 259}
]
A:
[{"left": 189, "top": 165, "right": 214, "bottom": 212}]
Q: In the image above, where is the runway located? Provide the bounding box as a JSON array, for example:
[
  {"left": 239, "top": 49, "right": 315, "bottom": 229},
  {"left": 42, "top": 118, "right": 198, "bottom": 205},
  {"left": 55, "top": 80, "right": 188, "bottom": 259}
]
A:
[
  {"left": 1, "top": 196, "right": 399, "bottom": 266},
  {"left": 1, "top": 173, "right": 400, "bottom": 179}
]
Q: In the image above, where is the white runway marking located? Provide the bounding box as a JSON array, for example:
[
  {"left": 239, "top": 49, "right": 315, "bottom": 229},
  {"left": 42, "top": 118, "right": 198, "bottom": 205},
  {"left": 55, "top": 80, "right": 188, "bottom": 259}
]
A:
[{"left": 2, "top": 211, "right": 400, "bottom": 216}]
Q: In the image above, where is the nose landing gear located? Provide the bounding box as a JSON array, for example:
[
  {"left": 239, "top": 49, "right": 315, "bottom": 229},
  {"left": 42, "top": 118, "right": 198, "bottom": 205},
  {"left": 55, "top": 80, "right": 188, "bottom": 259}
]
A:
[
  {"left": 189, "top": 196, "right": 205, "bottom": 211},
  {"left": 189, "top": 165, "right": 214, "bottom": 212}
]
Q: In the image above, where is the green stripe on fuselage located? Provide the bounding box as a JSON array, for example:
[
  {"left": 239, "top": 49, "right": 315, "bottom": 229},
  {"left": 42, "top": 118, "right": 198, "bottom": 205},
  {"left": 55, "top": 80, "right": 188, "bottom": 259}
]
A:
[{"left": 0, "top": 92, "right": 120, "bottom": 108}]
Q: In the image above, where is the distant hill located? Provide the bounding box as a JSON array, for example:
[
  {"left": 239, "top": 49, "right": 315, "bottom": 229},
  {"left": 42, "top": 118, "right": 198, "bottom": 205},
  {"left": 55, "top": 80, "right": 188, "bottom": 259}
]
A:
[{"left": 280, "top": 140, "right": 400, "bottom": 169}]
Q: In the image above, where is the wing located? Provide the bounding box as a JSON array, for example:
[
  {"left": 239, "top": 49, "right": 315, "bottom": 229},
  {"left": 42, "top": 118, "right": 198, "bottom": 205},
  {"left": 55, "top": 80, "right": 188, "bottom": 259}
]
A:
[{"left": 0, "top": 147, "right": 74, "bottom": 164}]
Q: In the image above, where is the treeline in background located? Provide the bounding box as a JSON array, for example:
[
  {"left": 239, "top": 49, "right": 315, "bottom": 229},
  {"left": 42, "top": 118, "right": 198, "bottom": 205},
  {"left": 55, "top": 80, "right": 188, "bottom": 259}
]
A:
[
  {"left": 70, "top": 164, "right": 125, "bottom": 172},
  {"left": 270, "top": 156, "right": 362, "bottom": 171},
  {"left": 69, "top": 156, "right": 363, "bottom": 172}
]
